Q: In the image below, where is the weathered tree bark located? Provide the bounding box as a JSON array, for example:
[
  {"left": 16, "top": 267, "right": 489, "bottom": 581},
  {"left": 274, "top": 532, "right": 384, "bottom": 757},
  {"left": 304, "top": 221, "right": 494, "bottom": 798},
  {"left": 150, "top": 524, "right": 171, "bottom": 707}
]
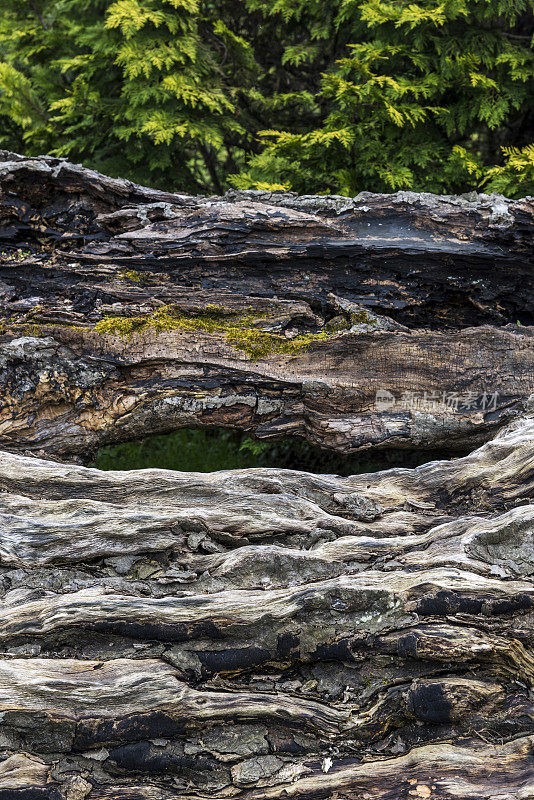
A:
[
  {"left": 0, "top": 151, "right": 533, "bottom": 458},
  {"left": 0, "top": 414, "right": 533, "bottom": 798},
  {"left": 0, "top": 153, "right": 532, "bottom": 799}
]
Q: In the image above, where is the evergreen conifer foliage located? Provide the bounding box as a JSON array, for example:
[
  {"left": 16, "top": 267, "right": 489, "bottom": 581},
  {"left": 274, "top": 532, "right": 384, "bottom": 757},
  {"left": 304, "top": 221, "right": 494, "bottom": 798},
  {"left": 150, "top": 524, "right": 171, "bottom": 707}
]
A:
[
  {"left": 0, "top": 0, "right": 251, "bottom": 191},
  {"left": 0, "top": 0, "right": 533, "bottom": 195},
  {"left": 238, "top": 0, "right": 534, "bottom": 195}
]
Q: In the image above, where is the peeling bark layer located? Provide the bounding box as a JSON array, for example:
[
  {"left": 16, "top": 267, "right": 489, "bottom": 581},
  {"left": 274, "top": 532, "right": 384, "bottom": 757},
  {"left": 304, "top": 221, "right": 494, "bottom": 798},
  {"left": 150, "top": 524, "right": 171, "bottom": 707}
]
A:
[
  {"left": 0, "top": 152, "right": 532, "bottom": 457},
  {"left": 0, "top": 414, "right": 532, "bottom": 798}
]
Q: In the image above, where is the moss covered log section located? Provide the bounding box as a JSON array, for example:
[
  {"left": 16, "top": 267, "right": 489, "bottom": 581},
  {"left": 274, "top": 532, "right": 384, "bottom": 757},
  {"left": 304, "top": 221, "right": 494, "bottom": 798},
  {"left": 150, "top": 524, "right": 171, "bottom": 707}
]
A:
[
  {"left": 0, "top": 151, "right": 533, "bottom": 459},
  {"left": 0, "top": 152, "right": 533, "bottom": 799},
  {"left": 94, "top": 303, "right": 334, "bottom": 360}
]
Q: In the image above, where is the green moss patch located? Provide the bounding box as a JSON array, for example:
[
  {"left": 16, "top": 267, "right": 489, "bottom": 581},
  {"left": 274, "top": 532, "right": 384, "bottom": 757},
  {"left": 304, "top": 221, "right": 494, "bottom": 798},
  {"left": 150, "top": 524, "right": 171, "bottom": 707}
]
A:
[
  {"left": 94, "top": 304, "right": 331, "bottom": 360},
  {"left": 120, "top": 269, "right": 155, "bottom": 286},
  {"left": 350, "top": 308, "right": 372, "bottom": 324}
]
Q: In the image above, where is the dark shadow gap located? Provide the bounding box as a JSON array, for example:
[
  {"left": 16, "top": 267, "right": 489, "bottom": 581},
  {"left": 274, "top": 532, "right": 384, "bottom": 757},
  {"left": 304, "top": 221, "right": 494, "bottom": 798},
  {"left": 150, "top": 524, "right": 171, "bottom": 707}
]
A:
[{"left": 92, "top": 428, "right": 467, "bottom": 476}]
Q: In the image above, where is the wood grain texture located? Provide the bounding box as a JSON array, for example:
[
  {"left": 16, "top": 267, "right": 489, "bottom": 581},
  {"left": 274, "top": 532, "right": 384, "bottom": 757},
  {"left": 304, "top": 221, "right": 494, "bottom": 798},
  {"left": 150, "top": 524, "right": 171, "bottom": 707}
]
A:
[
  {"left": 0, "top": 152, "right": 532, "bottom": 458},
  {"left": 0, "top": 154, "right": 532, "bottom": 799},
  {"left": 1, "top": 738, "right": 533, "bottom": 800},
  {"left": 0, "top": 414, "right": 532, "bottom": 798}
]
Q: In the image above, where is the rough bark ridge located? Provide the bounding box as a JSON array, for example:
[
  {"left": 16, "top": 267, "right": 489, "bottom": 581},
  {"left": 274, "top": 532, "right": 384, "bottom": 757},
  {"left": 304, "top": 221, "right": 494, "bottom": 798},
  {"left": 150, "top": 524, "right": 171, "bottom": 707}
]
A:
[
  {"left": 0, "top": 151, "right": 532, "bottom": 458},
  {"left": 0, "top": 153, "right": 532, "bottom": 799},
  {"left": 0, "top": 414, "right": 533, "bottom": 799}
]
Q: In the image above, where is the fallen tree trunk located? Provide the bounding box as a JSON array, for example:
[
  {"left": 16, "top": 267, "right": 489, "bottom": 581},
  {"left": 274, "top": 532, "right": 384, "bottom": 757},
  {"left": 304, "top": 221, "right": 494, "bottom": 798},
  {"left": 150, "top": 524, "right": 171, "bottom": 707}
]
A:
[
  {"left": 0, "top": 153, "right": 532, "bottom": 800},
  {"left": 0, "top": 413, "right": 532, "bottom": 798},
  {"left": 0, "top": 151, "right": 532, "bottom": 458}
]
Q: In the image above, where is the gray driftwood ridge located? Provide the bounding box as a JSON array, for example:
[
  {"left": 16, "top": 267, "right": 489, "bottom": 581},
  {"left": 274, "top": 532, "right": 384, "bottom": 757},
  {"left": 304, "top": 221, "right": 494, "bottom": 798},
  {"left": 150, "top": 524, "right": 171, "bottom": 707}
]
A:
[{"left": 0, "top": 152, "right": 532, "bottom": 799}]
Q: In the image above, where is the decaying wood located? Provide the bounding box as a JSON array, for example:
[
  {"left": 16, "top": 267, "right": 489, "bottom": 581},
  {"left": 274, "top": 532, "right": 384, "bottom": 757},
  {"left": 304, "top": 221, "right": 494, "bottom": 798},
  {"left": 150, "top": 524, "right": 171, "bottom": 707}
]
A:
[
  {"left": 0, "top": 151, "right": 533, "bottom": 458},
  {"left": 0, "top": 413, "right": 532, "bottom": 798},
  {"left": 0, "top": 153, "right": 532, "bottom": 799}
]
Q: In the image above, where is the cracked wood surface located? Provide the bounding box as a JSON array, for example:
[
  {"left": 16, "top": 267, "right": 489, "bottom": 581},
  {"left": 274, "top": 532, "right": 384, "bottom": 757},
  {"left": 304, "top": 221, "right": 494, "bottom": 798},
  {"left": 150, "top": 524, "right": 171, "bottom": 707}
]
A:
[
  {"left": 0, "top": 153, "right": 533, "bottom": 799},
  {"left": 0, "top": 413, "right": 532, "bottom": 798},
  {"left": 0, "top": 152, "right": 532, "bottom": 458}
]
